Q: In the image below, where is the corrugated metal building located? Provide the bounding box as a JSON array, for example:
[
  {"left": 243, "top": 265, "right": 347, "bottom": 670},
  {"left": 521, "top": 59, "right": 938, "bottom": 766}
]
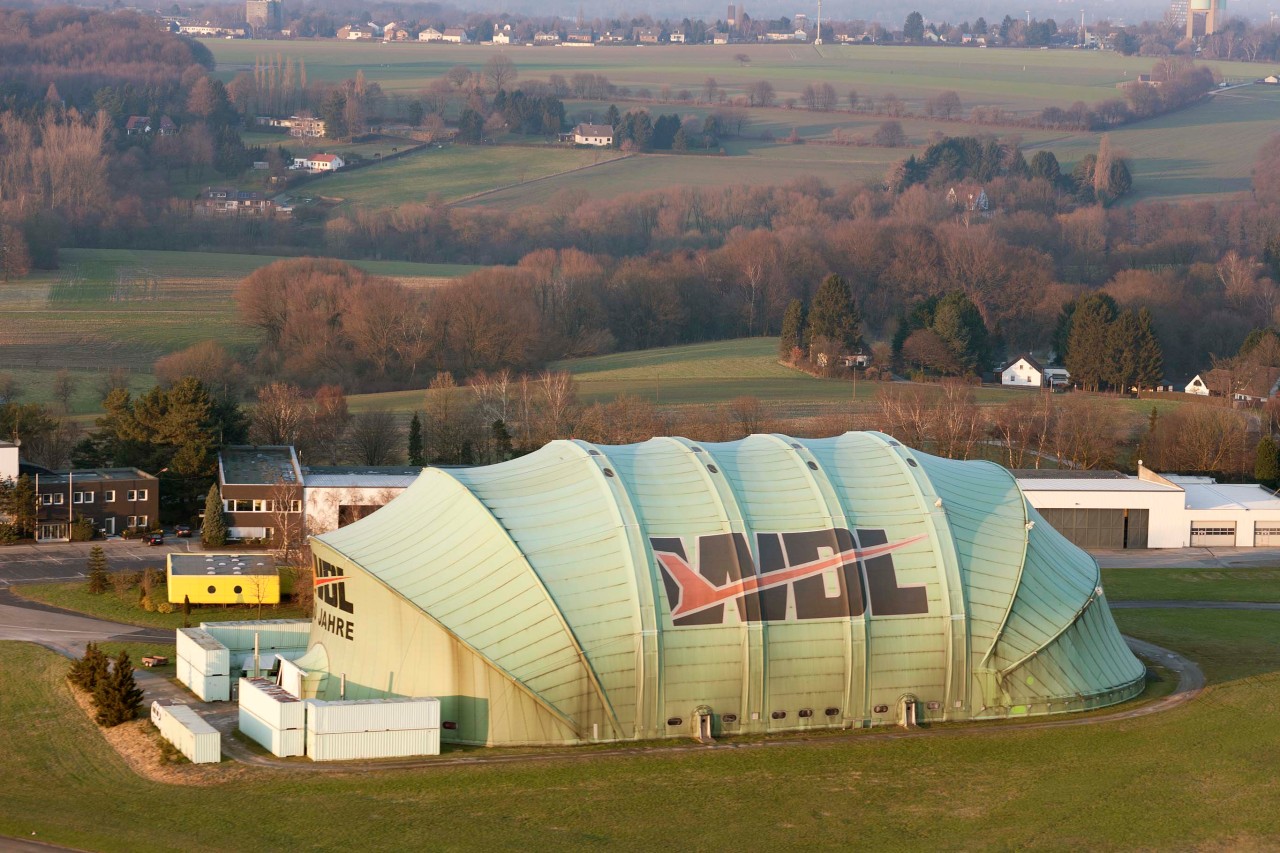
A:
[{"left": 305, "top": 432, "right": 1145, "bottom": 747}]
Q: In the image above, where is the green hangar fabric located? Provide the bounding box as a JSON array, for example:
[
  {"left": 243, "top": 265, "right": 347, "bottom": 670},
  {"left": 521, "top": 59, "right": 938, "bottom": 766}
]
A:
[{"left": 307, "top": 432, "right": 1146, "bottom": 746}]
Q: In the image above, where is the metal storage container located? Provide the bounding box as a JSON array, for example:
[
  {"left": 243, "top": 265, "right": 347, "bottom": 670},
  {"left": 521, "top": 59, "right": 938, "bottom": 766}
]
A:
[
  {"left": 305, "top": 697, "right": 441, "bottom": 734},
  {"left": 175, "top": 628, "right": 230, "bottom": 676},
  {"left": 151, "top": 701, "right": 221, "bottom": 764},
  {"left": 306, "top": 728, "right": 440, "bottom": 761},
  {"left": 201, "top": 620, "right": 310, "bottom": 653},
  {"left": 238, "top": 706, "right": 305, "bottom": 757},
  {"left": 186, "top": 671, "right": 231, "bottom": 703},
  {"left": 239, "top": 677, "right": 304, "bottom": 730}
]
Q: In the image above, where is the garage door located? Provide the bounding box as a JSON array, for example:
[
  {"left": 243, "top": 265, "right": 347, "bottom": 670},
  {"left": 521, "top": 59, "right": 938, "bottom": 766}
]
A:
[
  {"left": 1255, "top": 525, "right": 1280, "bottom": 546},
  {"left": 1190, "top": 522, "right": 1236, "bottom": 547},
  {"left": 1037, "top": 508, "right": 1125, "bottom": 549}
]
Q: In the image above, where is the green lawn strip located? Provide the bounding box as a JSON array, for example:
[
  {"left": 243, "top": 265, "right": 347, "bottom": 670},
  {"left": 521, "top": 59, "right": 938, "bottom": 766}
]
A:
[
  {"left": 10, "top": 581, "right": 308, "bottom": 630},
  {"left": 5, "top": 606, "right": 1280, "bottom": 848},
  {"left": 1102, "top": 567, "right": 1280, "bottom": 603}
]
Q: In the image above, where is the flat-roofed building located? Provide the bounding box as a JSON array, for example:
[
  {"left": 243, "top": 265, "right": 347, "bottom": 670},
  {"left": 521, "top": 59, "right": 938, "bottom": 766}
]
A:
[
  {"left": 34, "top": 468, "right": 158, "bottom": 541},
  {"left": 167, "top": 553, "right": 279, "bottom": 604},
  {"left": 217, "top": 446, "right": 303, "bottom": 545}
]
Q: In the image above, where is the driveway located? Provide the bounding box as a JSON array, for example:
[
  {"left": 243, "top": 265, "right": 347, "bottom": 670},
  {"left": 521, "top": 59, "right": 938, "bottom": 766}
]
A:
[
  {"left": 0, "top": 589, "right": 170, "bottom": 657},
  {"left": 1093, "top": 546, "right": 1280, "bottom": 569},
  {"left": 0, "top": 539, "right": 200, "bottom": 587}
]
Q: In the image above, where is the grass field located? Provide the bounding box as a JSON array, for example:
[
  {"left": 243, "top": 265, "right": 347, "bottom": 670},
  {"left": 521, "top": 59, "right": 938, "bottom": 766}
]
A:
[
  {"left": 315, "top": 144, "right": 626, "bottom": 206},
  {"left": 10, "top": 581, "right": 309, "bottom": 630},
  {"left": 3, "top": 604, "right": 1280, "bottom": 849},
  {"left": 204, "top": 42, "right": 1280, "bottom": 205},
  {"left": 0, "top": 248, "right": 475, "bottom": 412},
  {"left": 1101, "top": 567, "right": 1280, "bottom": 603}
]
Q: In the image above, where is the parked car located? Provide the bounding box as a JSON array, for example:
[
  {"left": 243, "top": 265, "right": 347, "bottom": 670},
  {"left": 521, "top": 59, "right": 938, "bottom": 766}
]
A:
[
  {"left": 145, "top": 531, "right": 164, "bottom": 546},
  {"left": 174, "top": 524, "right": 193, "bottom": 538}
]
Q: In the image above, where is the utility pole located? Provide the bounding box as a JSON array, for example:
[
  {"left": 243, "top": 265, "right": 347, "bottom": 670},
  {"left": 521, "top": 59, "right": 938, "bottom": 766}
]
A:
[{"left": 815, "top": 0, "right": 823, "bottom": 44}]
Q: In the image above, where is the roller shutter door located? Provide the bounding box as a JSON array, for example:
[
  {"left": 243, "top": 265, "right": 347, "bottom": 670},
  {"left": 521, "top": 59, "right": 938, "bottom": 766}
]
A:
[
  {"left": 1255, "top": 525, "right": 1280, "bottom": 546},
  {"left": 1037, "top": 508, "right": 1125, "bottom": 549},
  {"left": 1190, "top": 522, "right": 1235, "bottom": 547}
]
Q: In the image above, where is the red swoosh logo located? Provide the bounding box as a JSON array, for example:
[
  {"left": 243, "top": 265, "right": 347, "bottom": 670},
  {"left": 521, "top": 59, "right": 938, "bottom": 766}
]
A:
[
  {"left": 314, "top": 575, "right": 347, "bottom": 587},
  {"left": 656, "top": 534, "right": 927, "bottom": 618}
]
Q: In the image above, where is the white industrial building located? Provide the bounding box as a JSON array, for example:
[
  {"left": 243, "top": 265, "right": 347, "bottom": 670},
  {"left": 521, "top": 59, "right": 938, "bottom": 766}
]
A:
[
  {"left": 302, "top": 466, "right": 421, "bottom": 532},
  {"left": 1016, "top": 465, "right": 1280, "bottom": 549}
]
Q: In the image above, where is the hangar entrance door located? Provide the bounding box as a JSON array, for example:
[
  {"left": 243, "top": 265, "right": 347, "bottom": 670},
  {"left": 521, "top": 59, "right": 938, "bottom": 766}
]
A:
[
  {"left": 693, "top": 705, "right": 713, "bottom": 743},
  {"left": 1255, "top": 525, "right": 1280, "bottom": 546},
  {"left": 1123, "top": 509, "right": 1149, "bottom": 549},
  {"left": 1191, "top": 522, "right": 1236, "bottom": 547}
]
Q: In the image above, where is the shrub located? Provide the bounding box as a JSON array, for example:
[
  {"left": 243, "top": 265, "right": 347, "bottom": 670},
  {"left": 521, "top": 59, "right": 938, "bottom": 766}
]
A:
[
  {"left": 93, "top": 650, "right": 144, "bottom": 727},
  {"left": 69, "top": 517, "right": 96, "bottom": 541},
  {"left": 141, "top": 595, "right": 156, "bottom": 612},
  {"left": 0, "top": 522, "right": 17, "bottom": 545},
  {"left": 156, "top": 601, "right": 174, "bottom": 614}
]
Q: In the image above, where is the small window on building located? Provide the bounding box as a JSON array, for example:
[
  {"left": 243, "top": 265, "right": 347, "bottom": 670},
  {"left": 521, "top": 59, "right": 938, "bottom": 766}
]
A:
[
  {"left": 874, "top": 704, "right": 889, "bottom": 714},
  {"left": 84, "top": 492, "right": 94, "bottom": 503},
  {"left": 824, "top": 707, "right": 840, "bottom": 717},
  {"left": 103, "top": 490, "right": 114, "bottom": 502},
  {"left": 53, "top": 493, "right": 64, "bottom": 505},
  {"left": 770, "top": 710, "right": 786, "bottom": 720},
  {"left": 906, "top": 459, "right": 918, "bottom": 467},
  {"left": 798, "top": 708, "right": 813, "bottom": 718},
  {"left": 442, "top": 721, "right": 458, "bottom": 730},
  {"left": 42, "top": 494, "right": 52, "bottom": 505},
  {"left": 806, "top": 461, "right": 818, "bottom": 471},
  {"left": 927, "top": 701, "right": 941, "bottom": 711},
  {"left": 722, "top": 713, "right": 738, "bottom": 723},
  {"left": 73, "top": 492, "right": 83, "bottom": 504},
  {"left": 290, "top": 500, "right": 301, "bottom": 512},
  {"left": 136, "top": 489, "right": 147, "bottom": 501},
  {"left": 137, "top": 516, "right": 147, "bottom": 528},
  {"left": 208, "top": 585, "right": 216, "bottom": 594},
  {"left": 666, "top": 717, "right": 683, "bottom": 727},
  {"left": 233, "top": 585, "right": 243, "bottom": 594},
  {"left": 706, "top": 464, "right": 719, "bottom": 474}
]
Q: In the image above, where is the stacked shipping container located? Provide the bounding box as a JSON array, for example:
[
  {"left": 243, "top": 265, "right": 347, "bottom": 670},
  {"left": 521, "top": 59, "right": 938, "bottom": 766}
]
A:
[
  {"left": 175, "top": 628, "right": 231, "bottom": 701},
  {"left": 305, "top": 697, "right": 441, "bottom": 761},
  {"left": 238, "top": 677, "right": 305, "bottom": 757}
]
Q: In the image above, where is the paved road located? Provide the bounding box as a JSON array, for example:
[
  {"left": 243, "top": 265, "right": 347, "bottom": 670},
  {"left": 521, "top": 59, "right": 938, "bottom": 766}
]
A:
[
  {"left": 0, "top": 589, "right": 170, "bottom": 657},
  {"left": 1093, "top": 547, "right": 1280, "bottom": 569},
  {"left": 0, "top": 540, "right": 199, "bottom": 587}
]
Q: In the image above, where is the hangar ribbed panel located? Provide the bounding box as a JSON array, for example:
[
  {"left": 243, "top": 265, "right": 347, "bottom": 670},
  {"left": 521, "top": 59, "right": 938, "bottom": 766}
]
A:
[{"left": 309, "top": 432, "right": 1147, "bottom": 746}]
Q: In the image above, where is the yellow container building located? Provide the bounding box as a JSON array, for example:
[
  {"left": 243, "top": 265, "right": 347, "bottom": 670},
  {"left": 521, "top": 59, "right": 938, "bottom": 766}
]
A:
[{"left": 167, "top": 553, "right": 280, "bottom": 605}]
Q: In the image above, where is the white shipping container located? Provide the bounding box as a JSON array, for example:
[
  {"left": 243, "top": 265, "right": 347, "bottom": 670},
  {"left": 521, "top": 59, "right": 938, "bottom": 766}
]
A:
[
  {"left": 307, "top": 728, "right": 440, "bottom": 761},
  {"left": 202, "top": 620, "right": 310, "bottom": 652},
  {"left": 239, "top": 677, "right": 304, "bottom": 730},
  {"left": 186, "top": 670, "right": 231, "bottom": 702},
  {"left": 151, "top": 701, "right": 221, "bottom": 764},
  {"left": 305, "top": 697, "right": 441, "bottom": 734},
  {"left": 239, "top": 706, "right": 305, "bottom": 757},
  {"left": 278, "top": 657, "right": 305, "bottom": 698},
  {"left": 175, "top": 628, "right": 230, "bottom": 676},
  {"left": 176, "top": 654, "right": 191, "bottom": 688}
]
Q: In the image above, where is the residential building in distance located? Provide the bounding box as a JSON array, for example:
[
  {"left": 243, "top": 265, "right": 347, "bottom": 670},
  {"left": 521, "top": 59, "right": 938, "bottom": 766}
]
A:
[
  {"left": 255, "top": 114, "right": 327, "bottom": 137},
  {"left": 1001, "top": 354, "right": 1069, "bottom": 388},
  {"left": 572, "top": 123, "right": 614, "bottom": 146},
  {"left": 636, "top": 26, "right": 662, "bottom": 43},
  {"left": 382, "top": 21, "right": 410, "bottom": 40},
  {"left": 292, "top": 153, "right": 345, "bottom": 172},
  {"left": 337, "top": 24, "right": 375, "bottom": 39},
  {"left": 34, "top": 468, "right": 158, "bottom": 541},
  {"left": 534, "top": 30, "right": 561, "bottom": 43},
  {"left": 125, "top": 115, "right": 152, "bottom": 135},
  {"left": 669, "top": 28, "right": 686, "bottom": 42},
  {"left": 442, "top": 26, "right": 470, "bottom": 43},
  {"left": 492, "top": 29, "right": 510, "bottom": 44},
  {"left": 178, "top": 23, "right": 247, "bottom": 37},
  {"left": 566, "top": 26, "right": 594, "bottom": 43},
  {"left": 245, "top": 0, "right": 282, "bottom": 33},
  {"left": 195, "top": 188, "right": 281, "bottom": 217},
  {"left": 418, "top": 27, "right": 443, "bottom": 41}
]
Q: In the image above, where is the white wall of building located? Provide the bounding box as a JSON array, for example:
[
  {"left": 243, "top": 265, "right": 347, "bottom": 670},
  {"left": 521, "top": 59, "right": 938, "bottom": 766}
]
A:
[
  {"left": 0, "top": 442, "right": 18, "bottom": 481},
  {"left": 1022, "top": 487, "right": 1189, "bottom": 547},
  {"left": 305, "top": 485, "right": 409, "bottom": 535}
]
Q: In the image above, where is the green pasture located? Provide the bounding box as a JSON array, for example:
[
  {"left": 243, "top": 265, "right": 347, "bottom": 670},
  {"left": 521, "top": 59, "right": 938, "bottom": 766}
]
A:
[
  {"left": 0, "top": 249, "right": 475, "bottom": 401},
  {"left": 209, "top": 41, "right": 1262, "bottom": 114},
  {"left": 1101, "top": 567, "right": 1280, "bottom": 603},
  {"left": 3, "top": 604, "right": 1280, "bottom": 849},
  {"left": 314, "top": 144, "right": 626, "bottom": 206}
]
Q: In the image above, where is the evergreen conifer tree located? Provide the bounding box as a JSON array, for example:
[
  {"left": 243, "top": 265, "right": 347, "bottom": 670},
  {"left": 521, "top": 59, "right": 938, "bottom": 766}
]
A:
[
  {"left": 806, "top": 274, "right": 862, "bottom": 354},
  {"left": 1105, "top": 310, "right": 1141, "bottom": 392},
  {"left": 86, "top": 545, "right": 109, "bottom": 594},
  {"left": 201, "top": 484, "right": 226, "bottom": 548},
  {"left": 491, "top": 420, "right": 514, "bottom": 461},
  {"left": 1064, "top": 292, "right": 1118, "bottom": 392},
  {"left": 68, "top": 643, "right": 110, "bottom": 693},
  {"left": 93, "top": 650, "right": 144, "bottom": 727},
  {"left": 1256, "top": 437, "right": 1280, "bottom": 486},
  {"left": 779, "top": 299, "right": 806, "bottom": 360},
  {"left": 408, "top": 413, "right": 424, "bottom": 466},
  {"left": 1133, "top": 308, "right": 1165, "bottom": 391}
]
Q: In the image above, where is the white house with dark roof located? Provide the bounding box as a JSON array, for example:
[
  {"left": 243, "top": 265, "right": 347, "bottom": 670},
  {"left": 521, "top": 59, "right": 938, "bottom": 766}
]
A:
[
  {"left": 1001, "top": 354, "right": 1067, "bottom": 388},
  {"left": 572, "top": 123, "right": 614, "bottom": 146}
]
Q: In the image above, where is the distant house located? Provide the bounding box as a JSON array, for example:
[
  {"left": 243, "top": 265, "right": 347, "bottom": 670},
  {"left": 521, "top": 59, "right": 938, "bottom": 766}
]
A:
[
  {"left": 600, "top": 29, "right": 629, "bottom": 42},
  {"left": 1002, "top": 354, "right": 1069, "bottom": 388},
  {"left": 1265, "top": 74, "right": 1280, "bottom": 84},
  {"left": 125, "top": 116, "right": 151, "bottom": 135},
  {"left": 382, "top": 22, "right": 410, "bottom": 40},
  {"left": 794, "top": 27, "right": 810, "bottom": 40},
  {"left": 157, "top": 116, "right": 178, "bottom": 136},
  {"left": 669, "top": 28, "right": 686, "bottom": 43},
  {"left": 534, "top": 30, "right": 561, "bottom": 43},
  {"left": 178, "top": 23, "right": 246, "bottom": 37},
  {"left": 195, "top": 187, "right": 281, "bottom": 217},
  {"left": 292, "top": 153, "right": 345, "bottom": 172},
  {"left": 1188, "top": 367, "right": 1280, "bottom": 402},
  {"left": 256, "top": 115, "right": 327, "bottom": 138},
  {"left": 636, "top": 27, "right": 662, "bottom": 43},
  {"left": 442, "top": 27, "right": 470, "bottom": 43},
  {"left": 572, "top": 123, "right": 614, "bottom": 146},
  {"left": 337, "top": 24, "right": 375, "bottom": 39},
  {"left": 566, "top": 26, "right": 594, "bottom": 43},
  {"left": 492, "top": 30, "right": 510, "bottom": 44},
  {"left": 712, "top": 32, "right": 730, "bottom": 44},
  {"left": 418, "top": 27, "right": 443, "bottom": 41}
]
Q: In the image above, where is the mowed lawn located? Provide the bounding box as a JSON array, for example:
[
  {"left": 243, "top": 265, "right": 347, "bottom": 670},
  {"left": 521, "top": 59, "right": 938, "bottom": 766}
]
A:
[
  {"left": 1101, "top": 567, "right": 1280, "bottom": 603},
  {"left": 4, "top": 606, "right": 1280, "bottom": 849},
  {"left": 0, "top": 248, "right": 475, "bottom": 412},
  {"left": 315, "top": 144, "right": 626, "bottom": 206}
]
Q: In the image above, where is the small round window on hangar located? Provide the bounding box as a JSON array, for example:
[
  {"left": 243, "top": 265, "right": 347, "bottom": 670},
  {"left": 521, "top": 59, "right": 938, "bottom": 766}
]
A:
[
  {"left": 207, "top": 585, "right": 216, "bottom": 594},
  {"left": 233, "top": 585, "right": 243, "bottom": 594}
]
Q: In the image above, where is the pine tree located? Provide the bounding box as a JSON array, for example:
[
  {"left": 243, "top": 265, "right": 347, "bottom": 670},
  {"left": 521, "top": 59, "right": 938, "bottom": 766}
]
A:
[
  {"left": 408, "top": 413, "right": 424, "bottom": 466},
  {"left": 93, "top": 650, "right": 144, "bottom": 727},
  {"left": 491, "top": 420, "right": 514, "bottom": 461},
  {"left": 931, "top": 291, "right": 990, "bottom": 376},
  {"left": 1256, "top": 437, "right": 1280, "bottom": 486},
  {"left": 779, "top": 299, "right": 806, "bottom": 360},
  {"left": 201, "top": 484, "right": 226, "bottom": 548},
  {"left": 68, "top": 643, "right": 110, "bottom": 693},
  {"left": 1105, "top": 309, "right": 1140, "bottom": 392},
  {"left": 86, "top": 545, "right": 109, "bottom": 594},
  {"left": 1064, "top": 292, "right": 1118, "bottom": 392},
  {"left": 806, "top": 274, "right": 863, "bottom": 354},
  {"left": 1133, "top": 307, "right": 1164, "bottom": 391}
]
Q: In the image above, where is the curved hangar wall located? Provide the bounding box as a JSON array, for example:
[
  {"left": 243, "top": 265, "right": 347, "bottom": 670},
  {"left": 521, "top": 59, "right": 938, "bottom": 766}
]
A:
[{"left": 307, "top": 432, "right": 1145, "bottom": 747}]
